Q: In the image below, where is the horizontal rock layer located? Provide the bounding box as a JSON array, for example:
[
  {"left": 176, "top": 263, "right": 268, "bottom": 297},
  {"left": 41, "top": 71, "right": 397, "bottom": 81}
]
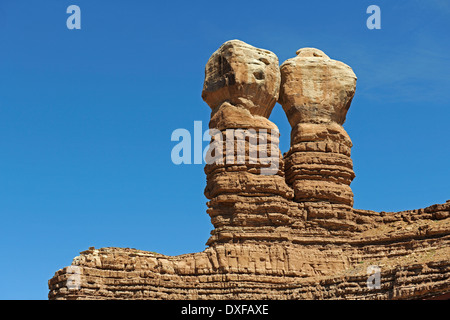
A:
[{"left": 48, "top": 202, "right": 450, "bottom": 300}]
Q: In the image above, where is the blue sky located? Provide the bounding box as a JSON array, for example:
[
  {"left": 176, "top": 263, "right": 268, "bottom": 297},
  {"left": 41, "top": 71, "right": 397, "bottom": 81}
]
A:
[{"left": 0, "top": 0, "right": 448, "bottom": 299}]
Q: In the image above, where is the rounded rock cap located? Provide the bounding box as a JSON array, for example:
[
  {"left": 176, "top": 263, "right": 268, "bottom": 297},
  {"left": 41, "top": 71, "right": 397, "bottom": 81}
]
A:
[
  {"left": 202, "top": 39, "right": 281, "bottom": 118},
  {"left": 279, "top": 47, "right": 357, "bottom": 126},
  {"left": 295, "top": 48, "right": 329, "bottom": 59}
]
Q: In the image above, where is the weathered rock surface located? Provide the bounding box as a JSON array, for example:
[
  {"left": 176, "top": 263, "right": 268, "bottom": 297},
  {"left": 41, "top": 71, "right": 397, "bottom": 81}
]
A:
[
  {"left": 202, "top": 40, "right": 294, "bottom": 246},
  {"left": 48, "top": 41, "right": 450, "bottom": 300},
  {"left": 202, "top": 40, "right": 281, "bottom": 118},
  {"left": 279, "top": 48, "right": 356, "bottom": 126},
  {"left": 280, "top": 48, "right": 357, "bottom": 209}
]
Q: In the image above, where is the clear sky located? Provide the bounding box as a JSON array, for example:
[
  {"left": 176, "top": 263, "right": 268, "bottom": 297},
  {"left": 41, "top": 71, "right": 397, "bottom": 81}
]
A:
[{"left": 0, "top": 0, "right": 449, "bottom": 299}]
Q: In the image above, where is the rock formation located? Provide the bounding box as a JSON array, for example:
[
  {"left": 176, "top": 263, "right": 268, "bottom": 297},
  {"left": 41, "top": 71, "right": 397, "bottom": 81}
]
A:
[
  {"left": 48, "top": 40, "right": 450, "bottom": 300},
  {"left": 280, "top": 48, "right": 356, "bottom": 207},
  {"left": 202, "top": 40, "right": 294, "bottom": 245}
]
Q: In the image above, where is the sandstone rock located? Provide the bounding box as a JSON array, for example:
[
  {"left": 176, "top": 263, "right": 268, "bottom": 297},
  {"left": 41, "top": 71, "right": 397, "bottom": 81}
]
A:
[
  {"left": 202, "top": 40, "right": 280, "bottom": 118},
  {"left": 209, "top": 102, "right": 278, "bottom": 131},
  {"left": 279, "top": 48, "right": 356, "bottom": 208},
  {"left": 202, "top": 40, "right": 294, "bottom": 245},
  {"left": 279, "top": 48, "right": 357, "bottom": 126},
  {"left": 48, "top": 40, "right": 450, "bottom": 301}
]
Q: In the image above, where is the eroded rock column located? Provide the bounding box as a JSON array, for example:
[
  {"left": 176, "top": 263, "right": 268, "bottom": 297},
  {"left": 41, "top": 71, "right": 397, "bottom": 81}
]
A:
[
  {"left": 279, "top": 48, "right": 357, "bottom": 209},
  {"left": 202, "top": 40, "right": 294, "bottom": 245}
]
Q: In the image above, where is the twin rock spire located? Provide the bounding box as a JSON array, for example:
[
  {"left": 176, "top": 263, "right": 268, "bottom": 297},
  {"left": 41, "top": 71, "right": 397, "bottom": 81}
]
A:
[
  {"left": 202, "top": 40, "right": 358, "bottom": 245},
  {"left": 48, "top": 40, "right": 450, "bottom": 300}
]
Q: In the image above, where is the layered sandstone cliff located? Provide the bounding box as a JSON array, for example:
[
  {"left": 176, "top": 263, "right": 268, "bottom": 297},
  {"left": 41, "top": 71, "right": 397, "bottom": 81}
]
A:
[{"left": 48, "top": 40, "right": 450, "bottom": 300}]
